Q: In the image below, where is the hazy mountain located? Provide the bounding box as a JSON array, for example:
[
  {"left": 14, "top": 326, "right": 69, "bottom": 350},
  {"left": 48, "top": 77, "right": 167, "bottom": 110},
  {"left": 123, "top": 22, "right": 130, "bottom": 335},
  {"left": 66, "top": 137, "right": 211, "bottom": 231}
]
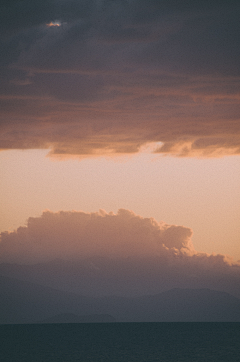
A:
[
  {"left": 0, "top": 257, "right": 239, "bottom": 299},
  {"left": 132, "top": 289, "right": 240, "bottom": 322},
  {"left": 0, "top": 275, "right": 97, "bottom": 324},
  {"left": 1, "top": 275, "right": 240, "bottom": 324}
]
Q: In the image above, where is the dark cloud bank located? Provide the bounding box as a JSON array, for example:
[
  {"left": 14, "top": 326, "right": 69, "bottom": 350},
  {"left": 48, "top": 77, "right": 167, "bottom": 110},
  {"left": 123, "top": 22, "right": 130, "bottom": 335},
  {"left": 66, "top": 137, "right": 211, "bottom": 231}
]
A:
[
  {"left": 0, "top": 0, "right": 240, "bottom": 157},
  {"left": 1, "top": 209, "right": 240, "bottom": 300}
]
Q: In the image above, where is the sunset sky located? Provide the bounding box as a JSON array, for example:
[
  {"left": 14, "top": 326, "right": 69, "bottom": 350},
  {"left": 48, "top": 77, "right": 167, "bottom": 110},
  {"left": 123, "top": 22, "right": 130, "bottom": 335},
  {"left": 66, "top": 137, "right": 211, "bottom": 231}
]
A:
[{"left": 1, "top": 0, "right": 240, "bottom": 266}]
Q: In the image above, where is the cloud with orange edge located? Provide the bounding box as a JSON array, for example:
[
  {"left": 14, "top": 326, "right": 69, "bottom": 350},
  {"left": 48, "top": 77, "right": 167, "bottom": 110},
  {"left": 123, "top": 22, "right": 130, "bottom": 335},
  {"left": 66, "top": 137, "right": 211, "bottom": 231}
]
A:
[{"left": 0, "top": 0, "right": 239, "bottom": 158}]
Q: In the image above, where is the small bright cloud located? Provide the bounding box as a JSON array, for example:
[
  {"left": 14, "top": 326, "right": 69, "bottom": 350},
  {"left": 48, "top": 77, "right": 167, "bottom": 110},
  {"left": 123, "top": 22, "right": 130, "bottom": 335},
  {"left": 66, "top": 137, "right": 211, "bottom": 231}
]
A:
[{"left": 46, "top": 21, "right": 61, "bottom": 27}]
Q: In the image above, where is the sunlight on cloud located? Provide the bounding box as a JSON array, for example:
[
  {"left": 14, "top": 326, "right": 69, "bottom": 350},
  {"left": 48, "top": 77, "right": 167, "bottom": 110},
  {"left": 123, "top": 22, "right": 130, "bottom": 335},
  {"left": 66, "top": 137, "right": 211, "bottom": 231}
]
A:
[{"left": 46, "top": 21, "right": 61, "bottom": 27}]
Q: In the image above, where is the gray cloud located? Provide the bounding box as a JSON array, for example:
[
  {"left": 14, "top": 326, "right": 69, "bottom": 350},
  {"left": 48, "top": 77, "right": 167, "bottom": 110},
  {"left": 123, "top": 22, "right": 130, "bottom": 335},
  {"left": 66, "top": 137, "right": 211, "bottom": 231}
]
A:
[{"left": 0, "top": 0, "right": 239, "bottom": 157}]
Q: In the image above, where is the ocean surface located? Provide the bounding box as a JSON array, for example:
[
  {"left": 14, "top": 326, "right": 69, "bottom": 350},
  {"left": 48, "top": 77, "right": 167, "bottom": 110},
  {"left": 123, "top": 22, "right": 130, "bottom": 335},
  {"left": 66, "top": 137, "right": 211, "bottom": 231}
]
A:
[{"left": 1, "top": 323, "right": 239, "bottom": 362}]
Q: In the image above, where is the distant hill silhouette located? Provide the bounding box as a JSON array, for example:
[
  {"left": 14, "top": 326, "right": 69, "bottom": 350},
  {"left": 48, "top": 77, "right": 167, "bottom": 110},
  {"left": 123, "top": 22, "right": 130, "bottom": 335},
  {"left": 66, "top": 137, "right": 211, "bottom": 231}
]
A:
[
  {"left": 132, "top": 288, "right": 240, "bottom": 322},
  {"left": 1, "top": 275, "right": 240, "bottom": 324},
  {"left": 1, "top": 257, "right": 240, "bottom": 299}
]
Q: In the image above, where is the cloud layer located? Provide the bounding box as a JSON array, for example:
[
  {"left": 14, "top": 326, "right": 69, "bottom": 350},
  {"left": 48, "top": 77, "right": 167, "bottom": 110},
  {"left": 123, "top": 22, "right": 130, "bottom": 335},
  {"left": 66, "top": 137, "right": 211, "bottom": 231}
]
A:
[{"left": 0, "top": 0, "right": 239, "bottom": 157}]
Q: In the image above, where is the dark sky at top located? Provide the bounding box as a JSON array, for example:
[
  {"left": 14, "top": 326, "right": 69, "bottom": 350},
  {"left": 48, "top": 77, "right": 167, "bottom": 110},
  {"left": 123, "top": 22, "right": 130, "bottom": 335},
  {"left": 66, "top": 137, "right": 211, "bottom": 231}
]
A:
[{"left": 0, "top": 0, "right": 239, "bottom": 156}]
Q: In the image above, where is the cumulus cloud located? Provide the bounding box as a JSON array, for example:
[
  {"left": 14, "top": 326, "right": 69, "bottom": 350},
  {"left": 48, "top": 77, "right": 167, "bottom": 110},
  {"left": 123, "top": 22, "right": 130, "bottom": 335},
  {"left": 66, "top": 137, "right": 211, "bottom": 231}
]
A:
[
  {"left": 0, "top": 209, "right": 195, "bottom": 263},
  {"left": 0, "top": 209, "right": 240, "bottom": 297},
  {"left": 0, "top": 208, "right": 237, "bottom": 267},
  {"left": 0, "top": 0, "right": 239, "bottom": 157}
]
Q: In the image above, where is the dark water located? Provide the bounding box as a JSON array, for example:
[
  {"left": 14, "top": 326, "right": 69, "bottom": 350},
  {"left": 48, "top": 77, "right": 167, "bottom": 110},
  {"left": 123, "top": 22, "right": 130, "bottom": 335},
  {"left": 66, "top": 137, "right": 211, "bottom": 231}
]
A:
[{"left": 1, "top": 323, "right": 239, "bottom": 362}]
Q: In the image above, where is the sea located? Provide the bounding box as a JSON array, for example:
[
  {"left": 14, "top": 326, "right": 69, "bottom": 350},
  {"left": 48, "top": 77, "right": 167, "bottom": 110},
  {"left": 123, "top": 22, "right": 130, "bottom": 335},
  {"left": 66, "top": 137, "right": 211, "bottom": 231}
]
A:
[{"left": 1, "top": 323, "right": 239, "bottom": 362}]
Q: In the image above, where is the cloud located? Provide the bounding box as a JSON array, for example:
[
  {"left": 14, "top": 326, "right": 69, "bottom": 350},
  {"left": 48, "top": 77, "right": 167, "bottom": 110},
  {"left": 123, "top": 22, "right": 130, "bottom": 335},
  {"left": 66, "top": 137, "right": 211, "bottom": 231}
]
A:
[
  {"left": 1, "top": 209, "right": 240, "bottom": 297},
  {"left": 0, "top": 209, "right": 195, "bottom": 263},
  {"left": 0, "top": 208, "right": 237, "bottom": 267},
  {"left": 0, "top": 0, "right": 239, "bottom": 157}
]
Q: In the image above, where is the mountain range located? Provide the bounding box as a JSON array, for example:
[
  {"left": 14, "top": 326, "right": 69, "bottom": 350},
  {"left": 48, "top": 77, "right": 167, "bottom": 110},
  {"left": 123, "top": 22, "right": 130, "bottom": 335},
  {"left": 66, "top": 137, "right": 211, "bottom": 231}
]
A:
[
  {"left": 1, "top": 274, "right": 240, "bottom": 324},
  {"left": 0, "top": 257, "right": 239, "bottom": 299}
]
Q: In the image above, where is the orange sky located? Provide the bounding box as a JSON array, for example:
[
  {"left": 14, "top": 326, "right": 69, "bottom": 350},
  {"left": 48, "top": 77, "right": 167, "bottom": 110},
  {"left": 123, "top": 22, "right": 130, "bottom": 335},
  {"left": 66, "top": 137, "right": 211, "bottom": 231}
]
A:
[
  {"left": 0, "top": 1, "right": 240, "bottom": 266},
  {"left": 1, "top": 150, "right": 240, "bottom": 260}
]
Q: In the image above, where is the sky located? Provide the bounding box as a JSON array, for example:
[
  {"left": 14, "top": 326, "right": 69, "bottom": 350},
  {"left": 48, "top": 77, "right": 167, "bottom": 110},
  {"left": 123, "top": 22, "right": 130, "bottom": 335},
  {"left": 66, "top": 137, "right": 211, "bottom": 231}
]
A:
[{"left": 0, "top": 0, "right": 240, "bottom": 272}]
